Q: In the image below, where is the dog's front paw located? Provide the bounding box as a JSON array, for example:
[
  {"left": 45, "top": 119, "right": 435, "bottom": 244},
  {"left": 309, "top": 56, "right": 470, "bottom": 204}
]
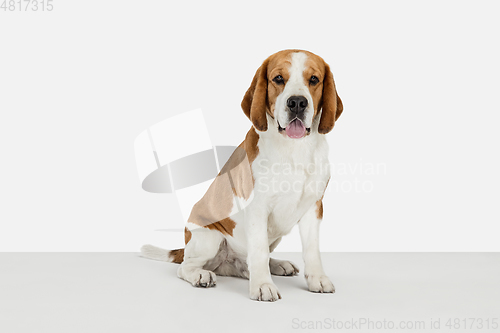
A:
[
  {"left": 305, "top": 274, "right": 335, "bottom": 293},
  {"left": 270, "top": 258, "right": 299, "bottom": 276},
  {"left": 249, "top": 282, "right": 282, "bottom": 302}
]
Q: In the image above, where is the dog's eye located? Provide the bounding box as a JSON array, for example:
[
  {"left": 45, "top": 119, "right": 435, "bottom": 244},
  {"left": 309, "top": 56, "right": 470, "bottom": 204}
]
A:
[
  {"left": 272, "top": 75, "right": 285, "bottom": 85},
  {"left": 309, "top": 76, "right": 319, "bottom": 85}
]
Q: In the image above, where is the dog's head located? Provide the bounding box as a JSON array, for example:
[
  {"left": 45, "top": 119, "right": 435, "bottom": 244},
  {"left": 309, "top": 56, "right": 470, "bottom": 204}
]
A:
[{"left": 241, "top": 50, "right": 343, "bottom": 138}]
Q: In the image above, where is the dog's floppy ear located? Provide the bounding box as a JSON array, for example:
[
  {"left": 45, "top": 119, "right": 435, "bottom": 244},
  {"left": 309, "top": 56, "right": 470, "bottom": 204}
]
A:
[
  {"left": 318, "top": 62, "right": 343, "bottom": 134},
  {"left": 241, "top": 60, "right": 269, "bottom": 132}
]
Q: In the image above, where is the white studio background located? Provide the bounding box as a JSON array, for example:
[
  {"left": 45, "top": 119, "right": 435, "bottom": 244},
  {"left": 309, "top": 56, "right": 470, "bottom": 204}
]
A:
[{"left": 0, "top": 0, "right": 499, "bottom": 252}]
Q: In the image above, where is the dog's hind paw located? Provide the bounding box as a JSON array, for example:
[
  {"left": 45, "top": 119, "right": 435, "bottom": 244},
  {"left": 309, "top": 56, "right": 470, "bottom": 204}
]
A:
[
  {"left": 270, "top": 258, "right": 299, "bottom": 276},
  {"left": 181, "top": 268, "right": 217, "bottom": 288}
]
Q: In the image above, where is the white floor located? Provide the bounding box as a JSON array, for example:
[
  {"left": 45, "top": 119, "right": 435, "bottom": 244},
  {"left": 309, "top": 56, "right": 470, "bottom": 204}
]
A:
[{"left": 1, "top": 253, "right": 499, "bottom": 333}]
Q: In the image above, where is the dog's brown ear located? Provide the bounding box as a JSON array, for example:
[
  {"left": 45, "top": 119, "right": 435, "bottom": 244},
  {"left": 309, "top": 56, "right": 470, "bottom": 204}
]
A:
[
  {"left": 241, "top": 60, "right": 269, "bottom": 132},
  {"left": 318, "top": 63, "right": 343, "bottom": 134}
]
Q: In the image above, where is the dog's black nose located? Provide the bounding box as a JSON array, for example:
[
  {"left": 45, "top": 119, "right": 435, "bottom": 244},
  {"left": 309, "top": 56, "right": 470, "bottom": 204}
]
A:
[{"left": 287, "top": 96, "right": 308, "bottom": 114}]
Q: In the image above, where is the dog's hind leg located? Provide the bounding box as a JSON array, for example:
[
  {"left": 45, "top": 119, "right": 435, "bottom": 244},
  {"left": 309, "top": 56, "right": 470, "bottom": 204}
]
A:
[{"left": 177, "top": 227, "right": 224, "bottom": 288}]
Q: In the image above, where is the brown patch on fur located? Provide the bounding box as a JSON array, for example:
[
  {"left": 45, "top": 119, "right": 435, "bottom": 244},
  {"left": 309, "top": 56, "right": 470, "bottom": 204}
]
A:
[
  {"left": 169, "top": 249, "right": 184, "bottom": 264},
  {"left": 316, "top": 200, "right": 323, "bottom": 219},
  {"left": 241, "top": 59, "right": 270, "bottom": 131},
  {"left": 203, "top": 217, "right": 237, "bottom": 235},
  {"left": 303, "top": 54, "right": 326, "bottom": 119},
  {"left": 184, "top": 227, "right": 192, "bottom": 245},
  {"left": 315, "top": 177, "right": 329, "bottom": 220},
  {"left": 242, "top": 49, "right": 343, "bottom": 134},
  {"left": 266, "top": 52, "right": 292, "bottom": 119},
  {"left": 318, "top": 62, "right": 343, "bottom": 134},
  {"left": 242, "top": 50, "right": 305, "bottom": 130},
  {"left": 188, "top": 128, "right": 259, "bottom": 235},
  {"left": 218, "top": 128, "right": 258, "bottom": 201},
  {"left": 188, "top": 176, "right": 236, "bottom": 235},
  {"left": 243, "top": 127, "right": 260, "bottom": 164}
]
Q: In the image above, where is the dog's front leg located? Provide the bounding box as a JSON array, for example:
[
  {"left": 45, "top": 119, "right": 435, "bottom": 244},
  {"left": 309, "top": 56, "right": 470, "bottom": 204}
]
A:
[
  {"left": 298, "top": 201, "right": 335, "bottom": 293},
  {"left": 245, "top": 209, "right": 281, "bottom": 302}
]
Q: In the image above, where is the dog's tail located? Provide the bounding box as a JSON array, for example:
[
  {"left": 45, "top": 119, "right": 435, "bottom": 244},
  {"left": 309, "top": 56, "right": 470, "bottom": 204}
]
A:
[{"left": 140, "top": 244, "right": 184, "bottom": 264}]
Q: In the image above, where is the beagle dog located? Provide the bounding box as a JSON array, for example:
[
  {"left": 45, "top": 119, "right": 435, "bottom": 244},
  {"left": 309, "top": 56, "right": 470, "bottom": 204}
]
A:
[{"left": 141, "top": 49, "right": 343, "bottom": 301}]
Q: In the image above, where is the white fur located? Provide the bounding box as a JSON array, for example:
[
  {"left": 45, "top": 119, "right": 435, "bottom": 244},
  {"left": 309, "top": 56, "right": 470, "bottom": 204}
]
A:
[
  {"left": 185, "top": 222, "right": 202, "bottom": 231},
  {"left": 239, "top": 112, "right": 331, "bottom": 300},
  {"left": 275, "top": 52, "right": 315, "bottom": 128},
  {"left": 140, "top": 244, "right": 172, "bottom": 262},
  {"left": 142, "top": 52, "right": 335, "bottom": 301},
  {"left": 177, "top": 227, "right": 223, "bottom": 287}
]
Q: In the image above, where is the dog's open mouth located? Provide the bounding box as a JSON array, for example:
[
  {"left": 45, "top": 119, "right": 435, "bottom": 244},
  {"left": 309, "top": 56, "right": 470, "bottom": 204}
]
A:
[{"left": 278, "top": 119, "right": 309, "bottom": 139}]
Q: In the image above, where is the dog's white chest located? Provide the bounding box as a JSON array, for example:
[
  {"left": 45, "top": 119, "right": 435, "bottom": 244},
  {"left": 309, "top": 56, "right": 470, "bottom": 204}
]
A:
[
  {"left": 251, "top": 133, "right": 330, "bottom": 239},
  {"left": 267, "top": 171, "right": 323, "bottom": 237}
]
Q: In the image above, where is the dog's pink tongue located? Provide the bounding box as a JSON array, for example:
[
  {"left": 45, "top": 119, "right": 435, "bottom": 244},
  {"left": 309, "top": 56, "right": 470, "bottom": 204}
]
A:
[{"left": 285, "top": 119, "right": 306, "bottom": 138}]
